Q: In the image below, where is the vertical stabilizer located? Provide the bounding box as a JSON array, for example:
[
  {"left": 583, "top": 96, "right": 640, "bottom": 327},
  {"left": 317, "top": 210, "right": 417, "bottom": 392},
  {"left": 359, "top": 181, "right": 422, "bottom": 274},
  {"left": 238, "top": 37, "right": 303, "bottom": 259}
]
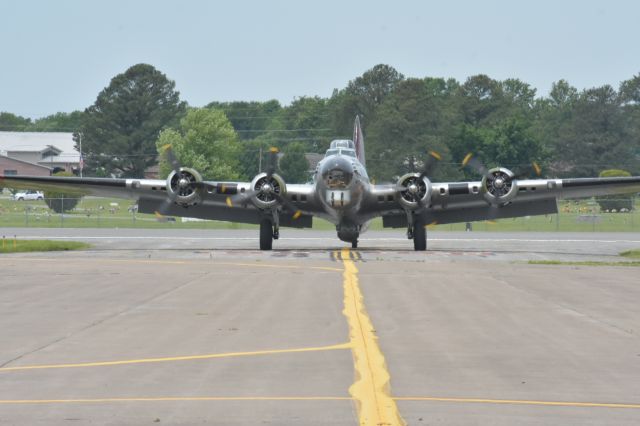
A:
[{"left": 353, "top": 115, "right": 366, "bottom": 166}]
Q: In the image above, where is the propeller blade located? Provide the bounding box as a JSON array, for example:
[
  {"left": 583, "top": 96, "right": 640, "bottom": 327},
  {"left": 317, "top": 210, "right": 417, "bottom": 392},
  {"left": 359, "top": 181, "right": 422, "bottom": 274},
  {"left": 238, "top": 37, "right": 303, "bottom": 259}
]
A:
[
  {"left": 418, "top": 150, "right": 441, "bottom": 180},
  {"left": 274, "top": 192, "right": 303, "bottom": 220},
  {"left": 514, "top": 161, "right": 543, "bottom": 179},
  {"left": 161, "top": 144, "right": 181, "bottom": 174},
  {"left": 461, "top": 153, "right": 488, "bottom": 176},
  {"left": 225, "top": 189, "right": 260, "bottom": 208},
  {"left": 266, "top": 147, "right": 279, "bottom": 178}
]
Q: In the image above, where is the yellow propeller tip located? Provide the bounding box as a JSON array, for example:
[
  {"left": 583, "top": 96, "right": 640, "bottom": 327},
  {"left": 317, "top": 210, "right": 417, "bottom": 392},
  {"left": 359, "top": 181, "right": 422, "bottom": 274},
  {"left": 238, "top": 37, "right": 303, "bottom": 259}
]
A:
[
  {"left": 427, "top": 220, "right": 438, "bottom": 228},
  {"left": 269, "top": 147, "right": 279, "bottom": 153},
  {"left": 161, "top": 144, "right": 172, "bottom": 151},
  {"left": 486, "top": 220, "right": 497, "bottom": 225},
  {"left": 225, "top": 197, "right": 233, "bottom": 208},
  {"left": 292, "top": 210, "right": 302, "bottom": 220},
  {"left": 533, "top": 162, "right": 541, "bottom": 176},
  {"left": 462, "top": 153, "right": 473, "bottom": 166},
  {"left": 429, "top": 151, "right": 442, "bottom": 161}
]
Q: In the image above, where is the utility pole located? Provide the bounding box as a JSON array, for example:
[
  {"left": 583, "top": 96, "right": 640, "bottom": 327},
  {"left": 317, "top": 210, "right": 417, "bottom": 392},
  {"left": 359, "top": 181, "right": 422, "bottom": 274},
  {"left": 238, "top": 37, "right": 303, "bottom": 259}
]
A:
[{"left": 79, "top": 132, "right": 83, "bottom": 178}]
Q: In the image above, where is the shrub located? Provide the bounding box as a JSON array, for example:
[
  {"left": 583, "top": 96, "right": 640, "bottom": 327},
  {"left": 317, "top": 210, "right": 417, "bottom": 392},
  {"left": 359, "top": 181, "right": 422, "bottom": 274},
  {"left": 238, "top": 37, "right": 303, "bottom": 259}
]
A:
[
  {"left": 596, "top": 169, "right": 634, "bottom": 212},
  {"left": 43, "top": 171, "right": 82, "bottom": 213}
]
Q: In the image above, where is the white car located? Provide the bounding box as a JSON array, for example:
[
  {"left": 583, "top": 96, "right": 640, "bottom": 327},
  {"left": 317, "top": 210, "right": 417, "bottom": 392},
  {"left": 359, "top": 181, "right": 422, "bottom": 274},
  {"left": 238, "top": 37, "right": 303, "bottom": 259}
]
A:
[{"left": 13, "top": 190, "right": 44, "bottom": 201}]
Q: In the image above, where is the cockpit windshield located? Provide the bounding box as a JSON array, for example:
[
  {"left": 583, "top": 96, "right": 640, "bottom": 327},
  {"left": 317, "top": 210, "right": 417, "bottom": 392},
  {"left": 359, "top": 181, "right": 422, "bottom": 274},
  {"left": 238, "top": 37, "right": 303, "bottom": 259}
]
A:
[{"left": 325, "top": 148, "right": 356, "bottom": 158}]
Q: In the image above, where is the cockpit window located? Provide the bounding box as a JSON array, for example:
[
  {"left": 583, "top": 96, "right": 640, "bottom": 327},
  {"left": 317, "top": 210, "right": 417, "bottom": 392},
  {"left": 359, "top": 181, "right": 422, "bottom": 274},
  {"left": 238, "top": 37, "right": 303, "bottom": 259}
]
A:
[
  {"left": 326, "top": 169, "right": 352, "bottom": 188},
  {"left": 325, "top": 149, "right": 338, "bottom": 157},
  {"left": 342, "top": 149, "right": 356, "bottom": 157}
]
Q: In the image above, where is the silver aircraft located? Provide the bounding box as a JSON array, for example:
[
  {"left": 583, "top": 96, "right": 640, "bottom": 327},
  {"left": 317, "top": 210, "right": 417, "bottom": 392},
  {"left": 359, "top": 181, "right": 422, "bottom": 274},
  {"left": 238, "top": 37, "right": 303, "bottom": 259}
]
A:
[{"left": 3, "top": 116, "right": 640, "bottom": 250}]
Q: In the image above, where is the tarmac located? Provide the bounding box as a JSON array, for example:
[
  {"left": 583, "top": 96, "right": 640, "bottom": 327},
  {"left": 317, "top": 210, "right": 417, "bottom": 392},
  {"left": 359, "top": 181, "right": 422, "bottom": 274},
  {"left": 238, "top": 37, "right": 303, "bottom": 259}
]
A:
[{"left": 0, "top": 229, "right": 639, "bottom": 425}]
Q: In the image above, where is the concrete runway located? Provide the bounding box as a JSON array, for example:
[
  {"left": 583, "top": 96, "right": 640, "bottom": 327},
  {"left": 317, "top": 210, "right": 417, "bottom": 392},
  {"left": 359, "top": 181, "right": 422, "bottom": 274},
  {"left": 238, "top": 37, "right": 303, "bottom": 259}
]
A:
[{"left": 1, "top": 229, "right": 639, "bottom": 425}]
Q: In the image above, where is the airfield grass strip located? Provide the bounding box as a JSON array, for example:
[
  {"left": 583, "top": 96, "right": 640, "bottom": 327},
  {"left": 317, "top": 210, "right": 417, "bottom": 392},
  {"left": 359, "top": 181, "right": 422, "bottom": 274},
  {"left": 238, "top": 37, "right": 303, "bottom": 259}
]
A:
[
  {"left": 528, "top": 260, "right": 640, "bottom": 267},
  {"left": 619, "top": 249, "right": 640, "bottom": 259},
  {"left": 0, "top": 239, "right": 90, "bottom": 254}
]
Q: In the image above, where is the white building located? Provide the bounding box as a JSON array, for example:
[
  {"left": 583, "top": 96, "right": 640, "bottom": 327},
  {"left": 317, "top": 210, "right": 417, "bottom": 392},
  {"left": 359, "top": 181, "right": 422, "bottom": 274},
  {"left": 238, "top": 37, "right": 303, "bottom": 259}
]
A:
[{"left": 0, "top": 132, "right": 80, "bottom": 174}]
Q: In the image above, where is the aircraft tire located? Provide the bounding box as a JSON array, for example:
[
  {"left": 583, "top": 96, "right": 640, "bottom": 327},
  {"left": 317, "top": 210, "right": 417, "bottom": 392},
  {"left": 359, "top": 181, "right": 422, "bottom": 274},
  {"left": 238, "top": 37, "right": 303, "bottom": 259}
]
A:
[
  {"left": 259, "top": 218, "right": 273, "bottom": 250},
  {"left": 413, "top": 218, "right": 426, "bottom": 251},
  {"left": 351, "top": 240, "right": 358, "bottom": 249}
]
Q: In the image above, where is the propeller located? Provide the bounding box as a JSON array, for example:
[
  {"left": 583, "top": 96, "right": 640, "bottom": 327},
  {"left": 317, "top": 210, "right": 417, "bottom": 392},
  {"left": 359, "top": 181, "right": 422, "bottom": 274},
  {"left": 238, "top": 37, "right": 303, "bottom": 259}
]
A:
[
  {"left": 461, "top": 153, "right": 543, "bottom": 220},
  {"left": 155, "top": 144, "right": 213, "bottom": 218},
  {"left": 397, "top": 150, "right": 441, "bottom": 212},
  {"left": 225, "top": 147, "right": 302, "bottom": 220}
]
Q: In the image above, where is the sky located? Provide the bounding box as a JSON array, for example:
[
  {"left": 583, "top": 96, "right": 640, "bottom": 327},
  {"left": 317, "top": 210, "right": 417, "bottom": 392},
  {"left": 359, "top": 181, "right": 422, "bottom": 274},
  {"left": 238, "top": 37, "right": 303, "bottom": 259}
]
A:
[{"left": 1, "top": 0, "right": 639, "bottom": 119}]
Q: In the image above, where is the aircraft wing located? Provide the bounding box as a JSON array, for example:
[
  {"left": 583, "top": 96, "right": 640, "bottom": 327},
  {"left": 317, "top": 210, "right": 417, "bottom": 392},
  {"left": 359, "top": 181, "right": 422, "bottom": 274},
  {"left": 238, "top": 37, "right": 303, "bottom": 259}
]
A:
[
  {"left": 0, "top": 174, "right": 319, "bottom": 228},
  {"left": 365, "top": 175, "right": 640, "bottom": 228}
]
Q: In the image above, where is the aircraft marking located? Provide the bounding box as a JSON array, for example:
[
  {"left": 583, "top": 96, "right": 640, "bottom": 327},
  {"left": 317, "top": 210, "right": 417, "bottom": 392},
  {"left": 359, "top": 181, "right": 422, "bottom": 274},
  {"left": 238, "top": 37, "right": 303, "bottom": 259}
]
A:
[{"left": 340, "top": 248, "right": 405, "bottom": 425}]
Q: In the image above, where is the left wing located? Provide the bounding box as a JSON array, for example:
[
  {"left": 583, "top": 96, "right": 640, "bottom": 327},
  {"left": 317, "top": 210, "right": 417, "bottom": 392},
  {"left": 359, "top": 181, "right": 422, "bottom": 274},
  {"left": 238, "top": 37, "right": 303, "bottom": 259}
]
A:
[
  {"left": 0, "top": 174, "right": 320, "bottom": 228},
  {"left": 360, "top": 172, "right": 640, "bottom": 227}
]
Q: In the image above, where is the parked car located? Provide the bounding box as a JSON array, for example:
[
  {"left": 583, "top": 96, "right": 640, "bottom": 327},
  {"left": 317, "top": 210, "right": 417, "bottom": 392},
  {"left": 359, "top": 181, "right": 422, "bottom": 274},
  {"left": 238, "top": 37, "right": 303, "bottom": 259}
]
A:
[{"left": 13, "top": 190, "right": 44, "bottom": 201}]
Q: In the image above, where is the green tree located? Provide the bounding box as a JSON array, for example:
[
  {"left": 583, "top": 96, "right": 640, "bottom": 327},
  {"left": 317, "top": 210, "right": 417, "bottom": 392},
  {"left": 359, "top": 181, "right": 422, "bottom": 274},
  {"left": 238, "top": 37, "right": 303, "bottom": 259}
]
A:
[
  {"left": 78, "top": 64, "right": 186, "bottom": 177},
  {"left": 156, "top": 108, "right": 241, "bottom": 180},
  {"left": 43, "top": 171, "right": 82, "bottom": 213},
  {"left": 366, "top": 77, "right": 460, "bottom": 181},
  {"left": 0, "top": 112, "right": 31, "bottom": 131},
  {"left": 330, "top": 64, "right": 404, "bottom": 137},
  {"left": 28, "top": 111, "right": 84, "bottom": 132},
  {"left": 279, "top": 142, "right": 309, "bottom": 183},
  {"left": 207, "top": 100, "right": 282, "bottom": 140}
]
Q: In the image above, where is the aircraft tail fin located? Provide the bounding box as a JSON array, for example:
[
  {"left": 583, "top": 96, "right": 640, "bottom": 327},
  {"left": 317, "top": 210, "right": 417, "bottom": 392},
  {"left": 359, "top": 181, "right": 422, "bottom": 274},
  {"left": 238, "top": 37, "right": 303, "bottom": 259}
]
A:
[{"left": 353, "top": 115, "right": 366, "bottom": 166}]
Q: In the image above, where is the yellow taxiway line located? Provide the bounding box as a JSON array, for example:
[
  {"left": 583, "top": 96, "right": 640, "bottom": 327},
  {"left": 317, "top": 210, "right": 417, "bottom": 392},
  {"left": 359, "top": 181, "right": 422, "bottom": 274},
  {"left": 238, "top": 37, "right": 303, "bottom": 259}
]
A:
[
  {"left": 0, "top": 343, "right": 351, "bottom": 372},
  {"left": 1, "top": 395, "right": 639, "bottom": 409},
  {"left": 0, "top": 256, "right": 342, "bottom": 272},
  {"left": 0, "top": 396, "right": 352, "bottom": 405},
  {"left": 340, "top": 247, "right": 405, "bottom": 425},
  {"left": 395, "top": 396, "right": 640, "bottom": 409}
]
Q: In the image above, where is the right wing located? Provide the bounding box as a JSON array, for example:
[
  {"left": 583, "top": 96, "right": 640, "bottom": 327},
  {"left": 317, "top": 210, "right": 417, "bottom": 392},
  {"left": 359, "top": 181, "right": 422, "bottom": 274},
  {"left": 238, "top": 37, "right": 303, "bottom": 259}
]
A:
[{"left": 359, "top": 175, "right": 640, "bottom": 227}]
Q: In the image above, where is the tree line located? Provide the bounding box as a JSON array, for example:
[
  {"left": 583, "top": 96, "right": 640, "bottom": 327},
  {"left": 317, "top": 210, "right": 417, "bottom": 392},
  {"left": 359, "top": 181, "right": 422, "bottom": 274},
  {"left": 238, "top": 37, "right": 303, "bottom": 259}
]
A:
[{"left": 1, "top": 63, "right": 639, "bottom": 183}]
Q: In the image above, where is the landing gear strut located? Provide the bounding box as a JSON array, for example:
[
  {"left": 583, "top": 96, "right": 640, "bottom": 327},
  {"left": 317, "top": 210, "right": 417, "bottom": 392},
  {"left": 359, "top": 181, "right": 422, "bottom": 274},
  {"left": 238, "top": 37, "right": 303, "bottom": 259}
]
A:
[{"left": 351, "top": 240, "right": 358, "bottom": 249}]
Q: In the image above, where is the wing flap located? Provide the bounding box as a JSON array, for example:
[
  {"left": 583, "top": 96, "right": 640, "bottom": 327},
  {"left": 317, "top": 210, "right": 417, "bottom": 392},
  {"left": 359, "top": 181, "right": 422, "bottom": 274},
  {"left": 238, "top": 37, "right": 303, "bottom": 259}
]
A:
[{"left": 137, "top": 198, "right": 313, "bottom": 228}]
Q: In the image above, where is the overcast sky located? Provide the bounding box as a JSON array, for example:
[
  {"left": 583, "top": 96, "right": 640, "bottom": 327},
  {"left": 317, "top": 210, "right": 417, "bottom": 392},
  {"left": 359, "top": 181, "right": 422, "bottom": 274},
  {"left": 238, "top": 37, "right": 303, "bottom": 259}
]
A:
[{"left": 1, "top": 0, "right": 639, "bottom": 119}]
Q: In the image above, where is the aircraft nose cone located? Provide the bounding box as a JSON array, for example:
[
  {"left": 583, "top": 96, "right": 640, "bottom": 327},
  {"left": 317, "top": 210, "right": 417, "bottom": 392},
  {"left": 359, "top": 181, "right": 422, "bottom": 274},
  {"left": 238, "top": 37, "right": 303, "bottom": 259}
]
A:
[{"left": 494, "top": 178, "right": 505, "bottom": 189}]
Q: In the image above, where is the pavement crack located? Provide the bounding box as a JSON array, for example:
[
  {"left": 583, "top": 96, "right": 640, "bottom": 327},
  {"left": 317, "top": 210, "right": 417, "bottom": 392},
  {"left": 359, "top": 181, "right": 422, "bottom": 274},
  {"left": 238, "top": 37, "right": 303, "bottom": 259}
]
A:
[{"left": 0, "top": 272, "right": 210, "bottom": 369}]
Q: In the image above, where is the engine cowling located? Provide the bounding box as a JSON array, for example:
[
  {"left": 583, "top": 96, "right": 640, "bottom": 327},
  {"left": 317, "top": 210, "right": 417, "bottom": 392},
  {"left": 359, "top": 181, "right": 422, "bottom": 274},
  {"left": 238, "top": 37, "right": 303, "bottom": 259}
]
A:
[
  {"left": 397, "top": 173, "right": 432, "bottom": 210},
  {"left": 250, "top": 172, "right": 287, "bottom": 209},
  {"left": 481, "top": 167, "right": 518, "bottom": 205},
  {"left": 166, "top": 167, "right": 203, "bottom": 207}
]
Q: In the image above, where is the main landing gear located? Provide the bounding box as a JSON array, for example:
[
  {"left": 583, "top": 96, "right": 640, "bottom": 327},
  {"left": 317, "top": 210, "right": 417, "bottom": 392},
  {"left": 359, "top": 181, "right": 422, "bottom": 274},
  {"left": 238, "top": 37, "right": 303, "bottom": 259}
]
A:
[
  {"left": 259, "top": 215, "right": 279, "bottom": 251},
  {"left": 408, "top": 215, "right": 427, "bottom": 251}
]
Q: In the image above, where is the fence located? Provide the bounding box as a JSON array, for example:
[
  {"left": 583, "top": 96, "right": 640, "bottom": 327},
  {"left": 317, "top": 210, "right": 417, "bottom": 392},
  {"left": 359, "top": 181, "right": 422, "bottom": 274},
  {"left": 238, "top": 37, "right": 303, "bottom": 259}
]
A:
[{"left": 0, "top": 196, "right": 638, "bottom": 231}]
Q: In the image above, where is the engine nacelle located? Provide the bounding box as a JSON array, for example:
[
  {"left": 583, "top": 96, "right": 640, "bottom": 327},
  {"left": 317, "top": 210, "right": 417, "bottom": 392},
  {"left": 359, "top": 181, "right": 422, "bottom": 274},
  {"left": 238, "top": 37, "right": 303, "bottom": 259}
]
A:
[
  {"left": 481, "top": 167, "right": 518, "bottom": 206},
  {"left": 250, "top": 172, "right": 287, "bottom": 209},
  {"left": 397, "top": 173, "right": 432, "bottom": 210},
  {"left": 166, "top": 167, "right": 203, "bottom": 207}
]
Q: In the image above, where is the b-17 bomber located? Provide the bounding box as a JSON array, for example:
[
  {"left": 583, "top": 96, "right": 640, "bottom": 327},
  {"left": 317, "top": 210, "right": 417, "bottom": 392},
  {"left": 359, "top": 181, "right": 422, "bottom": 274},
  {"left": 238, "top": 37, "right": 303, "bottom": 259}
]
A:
[{"left": 3, "top": 116, "right": 640, "bottom": 251}]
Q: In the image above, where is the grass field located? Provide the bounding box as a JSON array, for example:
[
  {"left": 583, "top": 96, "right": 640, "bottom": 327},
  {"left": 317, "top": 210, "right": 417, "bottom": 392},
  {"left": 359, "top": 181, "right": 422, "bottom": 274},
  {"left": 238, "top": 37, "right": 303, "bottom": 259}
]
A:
[
  {"left": 0, "top": 195, "right": 638, "bottom": 232},
  {"left": 0, "top": 239, "right": 90, "bottom": 253}
]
